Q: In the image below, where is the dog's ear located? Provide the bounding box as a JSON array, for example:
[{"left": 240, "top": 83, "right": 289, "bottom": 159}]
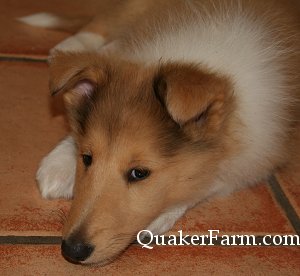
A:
[
  {"left": 154, "top": 63, "right": 233, "bottom": 139},
  {"left": 49, "top": 52, "right": 107, "bottom": 133}
]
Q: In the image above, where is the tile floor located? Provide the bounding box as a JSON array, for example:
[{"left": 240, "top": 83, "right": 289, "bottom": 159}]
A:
[{"left": 0, "top": 1, "right": 299, "bottom": 275}]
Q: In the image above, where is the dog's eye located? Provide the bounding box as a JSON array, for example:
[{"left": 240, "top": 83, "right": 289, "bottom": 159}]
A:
[
  {"left": 128, "top": 168, "right": 150, "bottom": 182},
  {"left": 82, "top": 154, "right": 92, "bottom": 167}
]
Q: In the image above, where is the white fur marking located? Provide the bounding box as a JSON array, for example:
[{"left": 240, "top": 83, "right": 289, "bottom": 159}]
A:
[
  {"left": 51, "top": 32, "right": 106, "bottom": 54},
  {"left": 145, "top": 205, "right": 188, "bottom": 236}
]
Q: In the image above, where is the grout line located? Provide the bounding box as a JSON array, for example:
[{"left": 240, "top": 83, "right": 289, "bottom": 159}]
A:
[
  {"left": 268, "top": 175, "right": 300, "bottom": 235},
  {"left": 0, "top": 236, "right": 61, "bottom": 245},
  {"left": 0, "top": 56, "right": 47, "bottom": 63}
]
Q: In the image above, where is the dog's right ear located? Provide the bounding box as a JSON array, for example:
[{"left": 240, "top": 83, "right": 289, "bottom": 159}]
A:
[{"left": 49, "top": 52, "right": 107, "bottom": 133}]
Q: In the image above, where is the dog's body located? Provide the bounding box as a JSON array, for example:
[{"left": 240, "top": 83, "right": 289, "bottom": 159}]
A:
[{"left": 21, "top": 0, "right": 300, "bottom": 265}]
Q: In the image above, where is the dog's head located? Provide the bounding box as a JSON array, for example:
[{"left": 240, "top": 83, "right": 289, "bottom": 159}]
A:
[{"left": 50, "top": 52, "right": 233, "bottom": 265}]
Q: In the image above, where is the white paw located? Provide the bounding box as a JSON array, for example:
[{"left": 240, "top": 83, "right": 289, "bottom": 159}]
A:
[
  {"left": 49, "top": 32, "right": 106, "bottom": 56},
  {"left": 145, "top": 205, "right": 188, "bottom": 236},
  {"left": 36, "top": 136, "right": 77, "bottom": 199}
]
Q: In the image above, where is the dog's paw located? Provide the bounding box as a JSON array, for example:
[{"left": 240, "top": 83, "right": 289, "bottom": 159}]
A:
[
  {"left": 49, "top": 32, "right": 105, "bottom": 57},
  {"left": 36, "top": 136, "right": 77, "bottom": 199},
  {"left": 145, "top": 206, "right": 188, "bottom": 236}
]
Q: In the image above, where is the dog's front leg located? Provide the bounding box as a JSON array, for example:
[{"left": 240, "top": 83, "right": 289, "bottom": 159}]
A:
[{"left": 36, "top": 135, "right": 76, "bottom": 199}]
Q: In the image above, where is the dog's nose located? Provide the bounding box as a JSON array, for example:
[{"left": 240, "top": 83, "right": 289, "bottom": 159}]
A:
[{"left": 61, "top": 239, "right": 94, "bottom": 262}]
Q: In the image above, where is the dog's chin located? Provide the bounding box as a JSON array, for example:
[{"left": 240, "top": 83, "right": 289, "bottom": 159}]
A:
[
  {"left": 62, "top": 254, "right": 115, "bottom": 267},
  {"left": 79, "top": 254, "right": 120, "bottom": 267},
  {"left": 81, "top": 257, "right": 116, "bottom": 267},
  {"left": 62, "top": 254, "right": 83, "bottom": 265}
]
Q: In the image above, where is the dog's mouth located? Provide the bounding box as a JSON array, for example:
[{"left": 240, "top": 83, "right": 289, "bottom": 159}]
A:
[{"left": 83, "top": 246, "right": 130, "bottom": 267}]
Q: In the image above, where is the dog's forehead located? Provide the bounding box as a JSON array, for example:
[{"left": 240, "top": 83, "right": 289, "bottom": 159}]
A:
[
  {"left": 81, "top": 107, "right": 169, "bottom": 163},
  {"left": 90, "top": 92, "right": 161, "bottom": 140},
  {"left": 89, "top": 59, "right": 157, "bottom": 118},
  {"left": 111, "top": 62, "right": 154, "bottom": 95}
]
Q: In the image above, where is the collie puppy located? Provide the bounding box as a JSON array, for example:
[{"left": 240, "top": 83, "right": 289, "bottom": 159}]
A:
[{"left": 20, "top": 0, "right": 299, "bottom": 265}]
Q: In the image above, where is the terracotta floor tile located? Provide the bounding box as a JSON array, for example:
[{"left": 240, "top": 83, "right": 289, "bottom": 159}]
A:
[
  {"left": 169, "top": 184, "right": 294, "bottom": 236},
  {"left": 0, "top": 0, "right": 105, "bottom": 58},
  {"left": 0, "top": 245, "right": 299, "bottom": 275},
  {"left": 0, "top": 62, "right": 70, "bottom": 235},
  {"left": 1, "top": 1, "right": 299, "bottom": 273}
]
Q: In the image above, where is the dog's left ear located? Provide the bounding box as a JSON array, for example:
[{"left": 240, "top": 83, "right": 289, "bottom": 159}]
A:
[
  {"left": 154, "top": 63, "right": 233, "bottom": 138},
  {"left": 48, "top": 52, "right": 107, "bottom": 133}
]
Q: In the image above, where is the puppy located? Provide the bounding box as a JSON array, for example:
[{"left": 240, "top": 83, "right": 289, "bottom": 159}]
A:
[{"left": 20, "top": 0, "right": 300, "bottom": 265}]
